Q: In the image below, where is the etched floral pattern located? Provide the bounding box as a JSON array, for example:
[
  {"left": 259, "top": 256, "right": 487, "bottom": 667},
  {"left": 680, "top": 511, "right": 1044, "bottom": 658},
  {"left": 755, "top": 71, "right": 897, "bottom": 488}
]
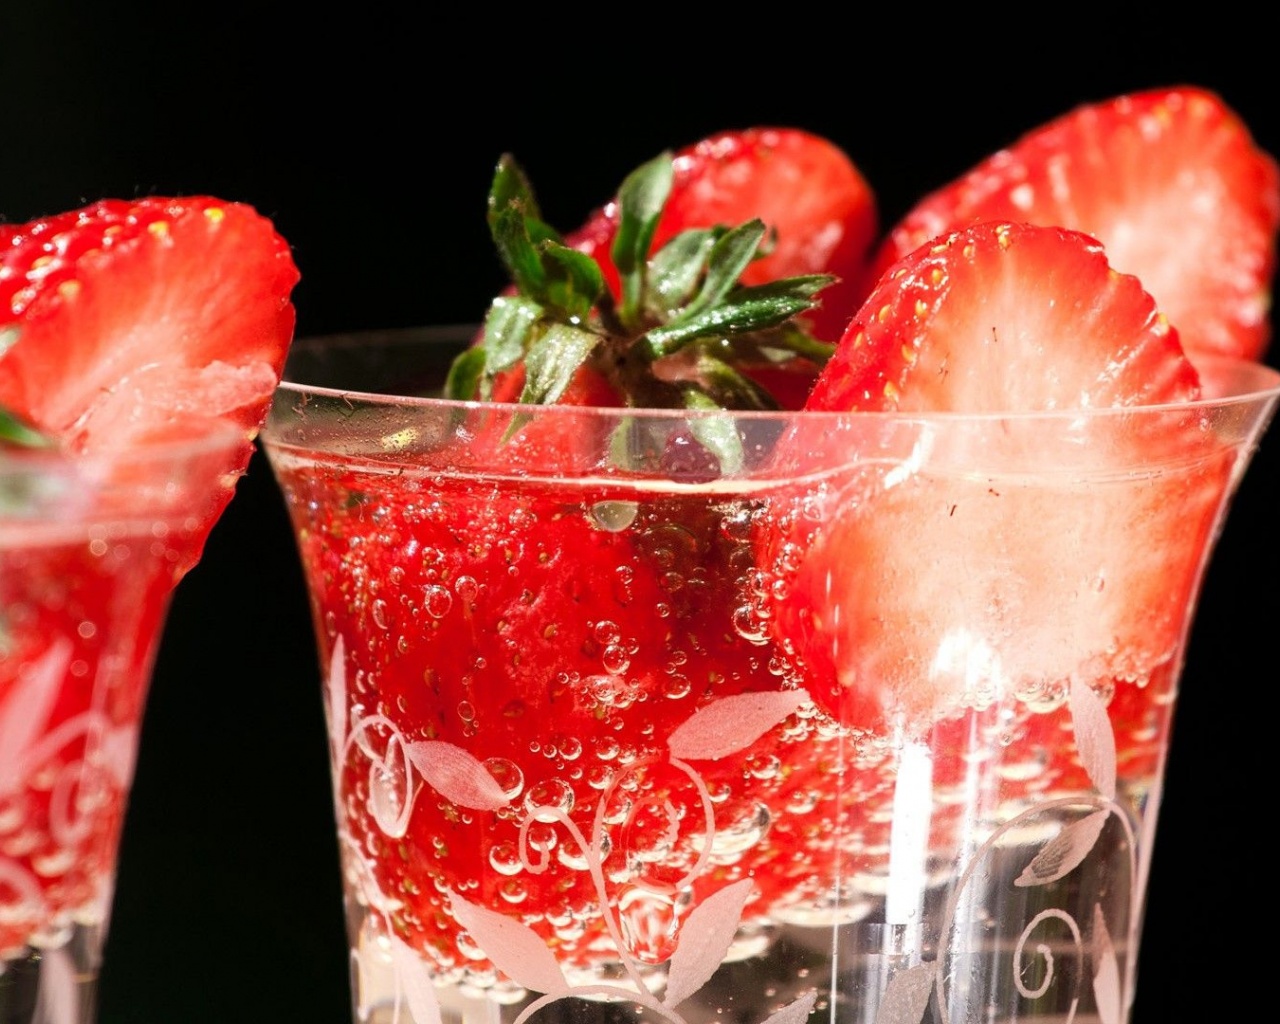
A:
[{"left": 324, "top": 628, "right": 1146, "bottom": 1024}]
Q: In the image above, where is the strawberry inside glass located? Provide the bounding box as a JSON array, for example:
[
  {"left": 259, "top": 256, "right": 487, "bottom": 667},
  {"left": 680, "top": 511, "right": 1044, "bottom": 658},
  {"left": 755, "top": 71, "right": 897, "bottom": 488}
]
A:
[
  {"left": 262, "top": 103, "right": 1280, "bottom": 1023},
  {"left": 0, "top": 434, "right": 242, "bottom": 967}
]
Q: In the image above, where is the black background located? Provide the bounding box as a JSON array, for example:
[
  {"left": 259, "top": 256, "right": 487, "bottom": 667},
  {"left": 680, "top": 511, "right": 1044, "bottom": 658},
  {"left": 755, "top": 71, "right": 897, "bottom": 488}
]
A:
[{"left": 2, "top": 8, "right": 1276, "bottom": 1023}]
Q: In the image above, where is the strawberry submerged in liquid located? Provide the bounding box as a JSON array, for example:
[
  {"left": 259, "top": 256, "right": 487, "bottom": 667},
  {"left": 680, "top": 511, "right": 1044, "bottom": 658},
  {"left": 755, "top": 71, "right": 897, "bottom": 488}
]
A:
[
  {"left": 283, "top": 134, "right": 896, "bottom": 972},
  {"left": 291, "top": 99, "right": 1280, "bottom": 987}
]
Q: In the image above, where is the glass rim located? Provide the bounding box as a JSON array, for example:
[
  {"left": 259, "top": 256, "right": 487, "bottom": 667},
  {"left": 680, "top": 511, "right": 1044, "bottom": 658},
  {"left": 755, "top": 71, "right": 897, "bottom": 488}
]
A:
[{"left": 272, "top": 324, "right": 1280, "bottom": 426}]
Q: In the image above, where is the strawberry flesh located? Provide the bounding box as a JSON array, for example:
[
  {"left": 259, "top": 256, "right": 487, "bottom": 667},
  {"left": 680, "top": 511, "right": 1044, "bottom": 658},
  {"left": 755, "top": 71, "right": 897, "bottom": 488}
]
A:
[
  {"left": 871, "top": 87, "right": 1280, "bottom": 363},
  {"left": 768, "top": 222, "right": 1231, "bottom": 735},
  {"left": 0, "top": 197, "right": 298, "bottom": 453}
]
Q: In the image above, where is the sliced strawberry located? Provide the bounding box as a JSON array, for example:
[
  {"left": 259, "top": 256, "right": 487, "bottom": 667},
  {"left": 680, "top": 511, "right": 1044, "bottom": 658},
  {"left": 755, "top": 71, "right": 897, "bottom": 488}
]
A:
[
  {"left": 0, "top": 196, "right": 298, "bottom": 568},
  {"left": 0, "top": 196, "right": 298, "bottom": 452},
  {"left": 766, "top": 222, "right": 1233, "bottom": 735},
  {"left": 814, "top": 221, "right": 1200, "bottom": 413},
  {"left": 871, "top": 87, "right": 1280, "bottom": 362},
  {"left": 569, "top": 127, "right": 878, "bottom": 348}
]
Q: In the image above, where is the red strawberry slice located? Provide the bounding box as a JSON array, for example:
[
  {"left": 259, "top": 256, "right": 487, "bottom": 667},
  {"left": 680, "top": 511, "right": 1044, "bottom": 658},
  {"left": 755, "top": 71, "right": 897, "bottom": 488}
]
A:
[
  {"left": 870, "top": 87, "right": 1280, "bottom": 362},
  {"left": 0, "top": 196, "right": 298, "bottom": 561},
  {"left": 766, "top": 221, "right": 1233, "bottom": 736},
  {"left": 0, "top": 196, "right": 298, "bottom": 451},
  {"left": 571, "top": 126, "right": 878, "bottom": 347}
]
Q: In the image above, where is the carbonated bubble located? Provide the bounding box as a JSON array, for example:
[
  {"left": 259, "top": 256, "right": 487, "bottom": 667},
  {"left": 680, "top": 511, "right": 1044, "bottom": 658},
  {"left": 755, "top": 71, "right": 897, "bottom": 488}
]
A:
[
  {"left": 525, "top": 778, "right": 575, "bottom": 821},
  {"left": 424, "top": 585, "right": 453, "bottom": 618},
  {"left": 590, "top": 501, "right": 638, "bottom": 532}
]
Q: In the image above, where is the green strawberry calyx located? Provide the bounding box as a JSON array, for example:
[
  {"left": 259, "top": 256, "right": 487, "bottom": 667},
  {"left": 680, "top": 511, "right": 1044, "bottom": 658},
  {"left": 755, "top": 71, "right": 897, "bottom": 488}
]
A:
[{"left": 446, "top": 152, "right": 837, "bottom": 416}]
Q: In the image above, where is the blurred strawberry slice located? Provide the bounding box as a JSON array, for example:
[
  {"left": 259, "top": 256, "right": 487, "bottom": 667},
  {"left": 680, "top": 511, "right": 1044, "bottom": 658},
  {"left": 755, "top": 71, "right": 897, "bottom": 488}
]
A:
[{"left": 871, "top": 87, "right": 1280, "bottom": 362}]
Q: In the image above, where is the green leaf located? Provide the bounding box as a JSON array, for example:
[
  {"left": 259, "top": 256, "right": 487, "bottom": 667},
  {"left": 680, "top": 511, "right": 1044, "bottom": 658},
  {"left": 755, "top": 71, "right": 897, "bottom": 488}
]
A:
[
  {"left": 646, "top": 229, "right": 718, "bottom": 319},
  {"left": 0, "top": 405, "right": 54, "bottom": 449},
  {"left": 443, "top": 347, "right": 487, "bottom": 401},
  {"left": 741, "top": 273, "right": 836, "bottom": 301},
  {"left": 759, "top": 322, "right": 837, "bottom": 366},
  {"left": 612, "top": 152, "right": 674, "bottom": 328},
  {"left": 672, "top": 220, "right": 768, "bottom": 324},
  {"left": 681, "top": 388, "right": 743, "bottom": 476},
  {"left": 540, "top": 242, "right": 606, "bottom": 321},
  {"left": 490, "top": 204, "right": 547, "bottom": 297},
  {"left": 691, "top": 351, "right": 776, "bottom": 411},
  {"left": 519, "top": 323, "right": 602, "bottom": 406},
  {"left": 489, "top": 155, "right": 539, "bottom": 220},
  {"left": 483, "top": 295, "right": 543, "bottom": 375},
  {"left": 488, "top": 155, "right": 560, "bottom": 246},
  {"left": 641, "top": 293, "right": 816, "bottom": 359}
]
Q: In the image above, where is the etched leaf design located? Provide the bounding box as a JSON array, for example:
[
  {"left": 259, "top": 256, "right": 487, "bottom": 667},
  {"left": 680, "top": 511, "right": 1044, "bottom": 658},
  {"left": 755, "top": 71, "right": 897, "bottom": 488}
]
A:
[
  {"left": 761, "top": 990, "right": 817, "bottom": 1024},
  {"left": 1091, "top": 903, "right": 1123, "bottom": 1024},
  {"left": 450, "top": 892, "right": 568, "bottom": 994},
  {"left": 390, "top": 936, "right": 444, "bottom": 1024},
  {"left": 667, "top": 689, "right": 810, "bottom": 760},
  {"left": 1069, "top": 677, "right": 1117, "bottom": 800},
  {"left": 326, "top": 637, "right": 348, "bottom": 772},
  {"left": 875, "top": 963, "right": 935, "bottom": 1024},
  {"left": 665, "top": 878, "right": 754, "bottom": 1006},
  {"left": 0, "top": 640, "right": 69, "bottom": 796},
  {"left": 405, "top": 740, "right": 510, "bottom": 811},
  {"left": 1016, "top": 810, "right": 1109, "bottom": 886}
]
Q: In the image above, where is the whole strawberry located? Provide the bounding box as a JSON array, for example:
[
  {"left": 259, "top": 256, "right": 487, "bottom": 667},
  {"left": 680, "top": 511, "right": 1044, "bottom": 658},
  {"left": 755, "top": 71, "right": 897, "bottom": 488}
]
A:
[{"left": 448, "top": 129, "right": 876, "bottom": 436}]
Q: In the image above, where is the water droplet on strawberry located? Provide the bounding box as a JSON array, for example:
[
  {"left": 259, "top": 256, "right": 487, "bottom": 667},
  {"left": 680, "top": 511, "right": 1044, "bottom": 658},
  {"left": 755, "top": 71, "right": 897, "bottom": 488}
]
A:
[
  {"left": 525, "top": 778, "right": 574, "bottom": 821},
  {"left": 710, "top": 800, "right": 772, "bottom": 859},
  {"left": 454, "top": 575, "right": 478, "bottom": 602},
  {"left": 488, "top": 841, "right": 523, "bottom": 876},
  {"left": 601, "top": 644, "right": 630, "bottom": 674},
  {"left": 663, "top": 676, "right": 691, "bottom": 700},
  {"left": 499, "top": 878, "right": 527, "bottom": 904}
]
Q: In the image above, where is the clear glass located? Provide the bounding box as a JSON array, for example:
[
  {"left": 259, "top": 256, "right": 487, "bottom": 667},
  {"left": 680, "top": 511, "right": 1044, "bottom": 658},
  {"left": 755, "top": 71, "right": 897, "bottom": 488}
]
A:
[
  {"left": 262, "top": 327, "right": 1280, "bottom": 1024},
  {"left": 0, "top": 428, "right": 244, "bottom": 1023}
]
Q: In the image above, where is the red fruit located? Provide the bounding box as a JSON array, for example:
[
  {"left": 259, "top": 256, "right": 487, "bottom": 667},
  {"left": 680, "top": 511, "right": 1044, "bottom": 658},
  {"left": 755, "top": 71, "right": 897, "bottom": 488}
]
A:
[
  {"left": 871, "top": 87, "right": 1280, "bottom": 362},
  {"left": 0, "top": 198, "right": 297, "bottom": 956},
  {"left": 571, "top": 127, "right": 878, "bottom": 346},
  {"left": 767, "top": 222, "right": 1233, "bottom": 735},
  {"left": 0, "top": 196, "right": 299, "bottom": 563},
  {"left": 813, "top": 221, "right": 1199, "bottom": 414},
  {"left": 0, "top": 196, "right": 298, "bottom": 452},
  {"left": 277, "top": 458, "right": 868, "bottom": 971}
]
